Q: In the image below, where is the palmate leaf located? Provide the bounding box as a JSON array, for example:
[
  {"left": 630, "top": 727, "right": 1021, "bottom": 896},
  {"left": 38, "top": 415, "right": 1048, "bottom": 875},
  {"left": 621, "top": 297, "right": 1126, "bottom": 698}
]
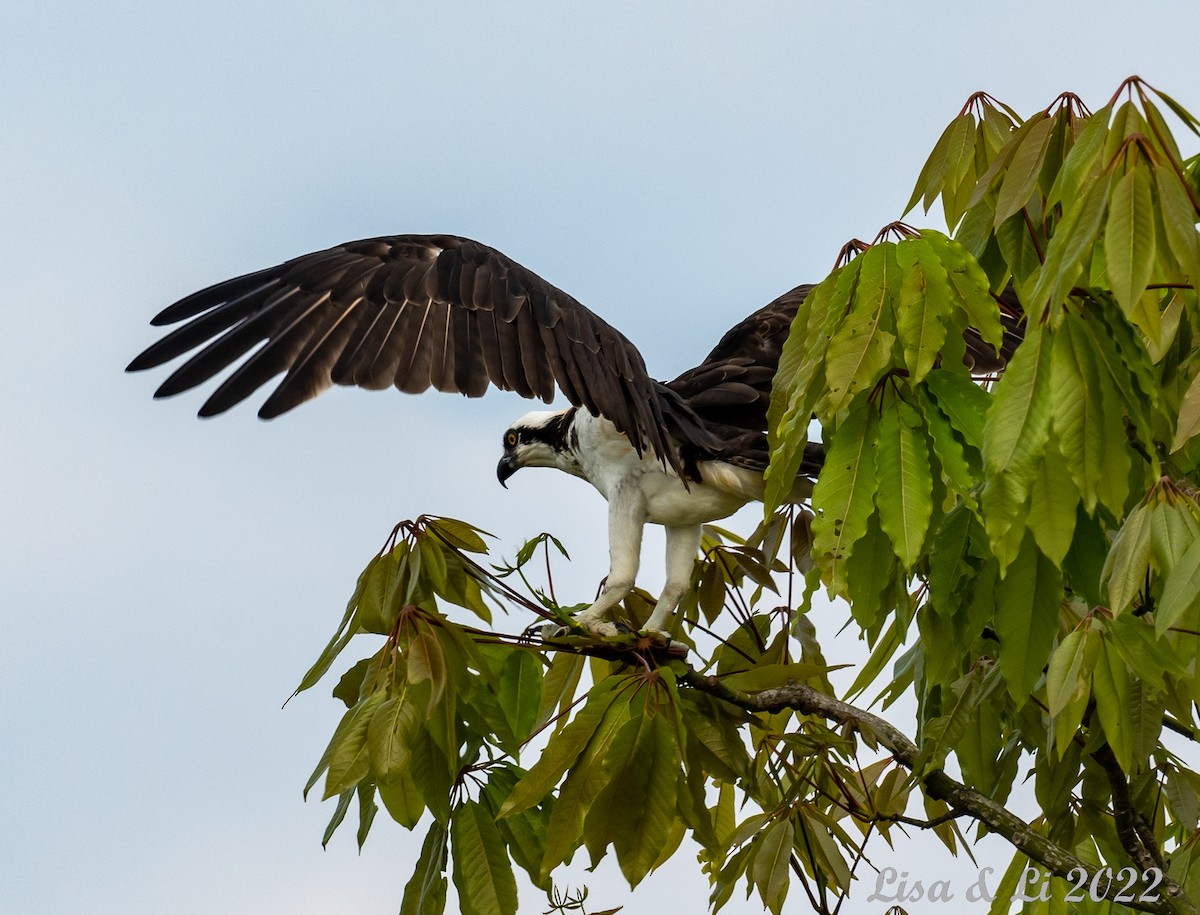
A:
[
  {"left": 874, "top": 389, "right": 933, "bottom": 568},
  {"left": 545, "top": 689, "right": 634, "bottom": 875},
  {"left": 500, "top": 677, "right": 622, "bottom": 818},
  {"left": 588, "top": 711, "right": 680, "bottom": 887}
]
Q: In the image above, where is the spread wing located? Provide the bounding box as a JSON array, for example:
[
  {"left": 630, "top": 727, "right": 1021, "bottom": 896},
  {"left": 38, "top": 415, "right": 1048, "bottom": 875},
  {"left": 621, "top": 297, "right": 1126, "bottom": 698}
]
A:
[{"left": 128, "top": 234, "right": 679, "bottom": 467}]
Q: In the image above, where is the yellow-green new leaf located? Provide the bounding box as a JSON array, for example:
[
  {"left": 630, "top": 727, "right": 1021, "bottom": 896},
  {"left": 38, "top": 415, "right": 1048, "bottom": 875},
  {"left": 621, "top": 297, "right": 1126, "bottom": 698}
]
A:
[
  {"left": 1156, "top": 537, "right": 1200, "bottom": 636},
  {"left": 1046, "top": 624, "right": 1099, "bottom": 755},
  {"left": 1155, "top": 163, "right": 1200, "bottom": 291},
  {"left": 1172, "top": 371, "right": 1200, "bottom": 453},
  {"left": 401, "top": 821, "right": 448, "bottom": 915},
  {"left": 451, "top": 801, "right": 518, "bottom": 915},
  {"left": 1102, "top": 502, "right": 1154, "bottom": 614},
  {"left": 324, "top": 690, "right": 387, "bottom": 799},
  {"left": 1106, "top": 166, "right": 1157, "bottom": 317},
  {"left": 751, "top": 818, "right": 794, "bottom": 915}
]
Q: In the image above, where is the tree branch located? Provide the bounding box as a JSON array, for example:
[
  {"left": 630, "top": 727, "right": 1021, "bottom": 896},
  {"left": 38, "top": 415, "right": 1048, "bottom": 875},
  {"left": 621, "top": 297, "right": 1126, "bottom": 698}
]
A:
[{"left": 682, "top": 671, "right": 1198, "bottom": 915}]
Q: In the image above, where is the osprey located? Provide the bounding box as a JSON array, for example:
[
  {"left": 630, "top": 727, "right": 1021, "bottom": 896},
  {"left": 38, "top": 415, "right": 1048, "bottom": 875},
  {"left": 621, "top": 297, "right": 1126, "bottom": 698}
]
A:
[{"left": 128, "top": 235, "right": 1020, "bottom": 640}]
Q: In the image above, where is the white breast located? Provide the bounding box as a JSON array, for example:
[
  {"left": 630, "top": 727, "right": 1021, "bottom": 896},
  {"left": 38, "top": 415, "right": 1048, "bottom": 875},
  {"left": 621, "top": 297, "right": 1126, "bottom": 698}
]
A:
[{"left": 571, "top": 412, "right": 751, "bottom": 527}]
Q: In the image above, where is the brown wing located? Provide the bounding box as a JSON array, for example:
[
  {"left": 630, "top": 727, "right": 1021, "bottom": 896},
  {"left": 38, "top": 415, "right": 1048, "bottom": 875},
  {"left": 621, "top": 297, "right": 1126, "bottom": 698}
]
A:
[
  {"left": 128, "top": 235, "right": 680, "bottom": 470},
  {"left": 668, "top": 281, "right": 1027, "bottom": 473}
]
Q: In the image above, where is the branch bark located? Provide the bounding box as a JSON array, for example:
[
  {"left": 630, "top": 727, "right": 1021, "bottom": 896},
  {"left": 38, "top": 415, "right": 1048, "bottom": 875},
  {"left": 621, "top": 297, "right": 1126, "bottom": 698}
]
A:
[{"left": 682, "top": 671, "right": 1198, "bottom": 915}]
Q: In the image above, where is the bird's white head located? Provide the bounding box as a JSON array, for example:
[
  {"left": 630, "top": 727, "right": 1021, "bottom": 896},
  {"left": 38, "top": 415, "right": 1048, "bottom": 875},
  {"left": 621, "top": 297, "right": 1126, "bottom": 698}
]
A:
[{"left": 496, "top": 409, "right": 578, "bottom": 487}]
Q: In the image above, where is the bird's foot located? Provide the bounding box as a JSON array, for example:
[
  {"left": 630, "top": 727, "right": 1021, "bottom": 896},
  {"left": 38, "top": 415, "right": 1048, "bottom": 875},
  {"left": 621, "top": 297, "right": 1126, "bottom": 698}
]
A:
[{"left": 538, "top": 618, "right": 631, "bottom": 640}]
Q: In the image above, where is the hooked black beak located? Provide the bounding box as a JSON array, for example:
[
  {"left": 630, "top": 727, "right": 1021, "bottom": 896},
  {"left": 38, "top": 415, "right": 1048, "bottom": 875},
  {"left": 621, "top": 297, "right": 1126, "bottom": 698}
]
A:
[{"left": 497, "top": 453, "right": 519, "bottom": 488}]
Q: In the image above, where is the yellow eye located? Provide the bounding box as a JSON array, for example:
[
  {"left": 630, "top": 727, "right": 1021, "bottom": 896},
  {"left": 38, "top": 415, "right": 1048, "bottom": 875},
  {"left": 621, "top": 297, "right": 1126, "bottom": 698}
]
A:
[{"left": 505, "top": 432, "right": 518, "bottom": 447}]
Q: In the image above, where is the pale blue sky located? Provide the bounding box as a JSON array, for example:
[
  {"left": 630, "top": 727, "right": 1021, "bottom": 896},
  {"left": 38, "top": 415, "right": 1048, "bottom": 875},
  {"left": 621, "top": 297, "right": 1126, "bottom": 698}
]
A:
[{"left": 4, "top": 3, "right": 1199, "bottom": 913}]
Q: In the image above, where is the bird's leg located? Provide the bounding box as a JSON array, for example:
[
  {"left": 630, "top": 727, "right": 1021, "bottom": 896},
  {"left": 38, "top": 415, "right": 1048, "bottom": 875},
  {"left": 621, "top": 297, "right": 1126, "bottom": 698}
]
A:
[
  {"left": 571, "top": 488, "right": 644, "bottom": 636},
  {"left": 642, "top": 524, "right": 701, "bottom": 637}
]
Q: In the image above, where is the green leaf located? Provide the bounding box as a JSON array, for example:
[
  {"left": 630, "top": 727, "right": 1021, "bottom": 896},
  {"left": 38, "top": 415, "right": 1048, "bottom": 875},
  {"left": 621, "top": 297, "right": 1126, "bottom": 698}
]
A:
[
  {"left": 810, "top": 396, "right": 879, "bottom": 594},
  {"left": 378, "top": 771, "right": 426, "bottom": 828},
  {"left": 451, "top": 801, "right": 517, "bottom": 915},
  {"left": 904, "top": 113, "right": 963, "bottom": 216},
  {"left": 895, "top": 238, "right": 952, "bottom": 382},
  {"left": 293, "top": 557, "right": 374, "bottom": 695},
  {"left": 1046, "top": 107, "right": 1109, "bottom": 210},
  {"left": 321, "top": 789, "right": 354, "bottom": 849},
  {"left": 500, "top": 681, "right": 618, "bottom": 818},
  {"left": 498, "top": 649, "right": 543, "bottom": 743},
  {"left": 1031, "top": 168, "right": 1113, "bottom": 308},
  {"left": 1092, "top": 640, "right": 1133, "bottom": 772},
  {"left": 995, "top": 533, "right": 1063, "bottom": 701},
  {"left": 428, "top": 516, "right": 491, "bottom": 553},
  {"left": 400, "top": 822, "right": 449, "bottom": 915},
  {"left": 367, "top": 694, "right": 419, "bottom": 781},
  {"left": 1102, "top": 502, "right": 1154, "bottom": 614},
  {"left": 1154, "top": 163, "right": 1200, "bottom": 291},
  {"left": 919, "top": 663, "right": 996, "bottom": 772},
  {"left": 822, "top": 245, "right": 898, "bottom": 420},
  {"left": 1027, "top": 444, "right": 1079, "bottom": 566},
  {"left": 874, "top": 391, "right": 933, "bottom": 567},
  {"left": 1157, "top": 536, "right": 1200, "bottom": 636},
  {"left": 720, "top": 661, "right": 832, "bottom": 693},
  {"left": 750, "top": 818, "right": 794, "bottom": 915},
  {"left": 1105, "top": 166, "right": 1157, "bottom": 316},
  {"left": 1050, "top": 316, "right": 1110, "bottom": 513},
  {"left": 589, "top": 712, "right": 680, "bottom": 886},
  {"left": 925, "top": 368, "right": 991, "bottom": 449},
  {"left": 995, "top": 211, "right": 1043, "bottom": 298},
  {"left": 535, "top": 653, "right": 585, "bottom": 733},
  {"left": 1045, "top": 623, "right": 1099, "bottom": 753},
  {"left": 323, "top": 690, "right": 387, "bottom": 799},
  {"left": 1172, "top": 371, "right": 1200, "bottom": 453},
  {"left": 983, "top": 323, "right": 1053, "bottom": 476},
  {"left": 995, "top": 115, "right": 1053, "bottom": 225}
]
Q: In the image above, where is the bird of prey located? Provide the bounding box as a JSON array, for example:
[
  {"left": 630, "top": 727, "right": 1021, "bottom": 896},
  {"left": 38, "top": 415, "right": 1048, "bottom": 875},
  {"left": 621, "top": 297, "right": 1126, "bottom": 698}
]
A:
[{"left": 128, "top": 235, "right": 1021, "bottom": 640}]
